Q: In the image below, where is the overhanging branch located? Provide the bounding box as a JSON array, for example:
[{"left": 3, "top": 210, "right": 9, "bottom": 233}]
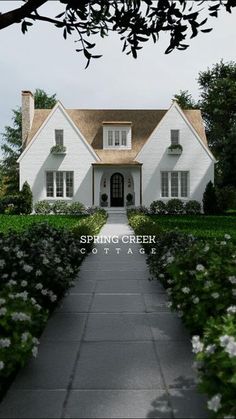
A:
[{"left": 0, "top": 0, "right": 47, "bottom": 30}]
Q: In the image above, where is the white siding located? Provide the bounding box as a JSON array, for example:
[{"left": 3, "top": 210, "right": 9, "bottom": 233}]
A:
[
  {"left": 137, "top": 104, "right": 215, "bottom": 206},
  {"left": 19, "top": 106, "right": 97, "bottom": 206}
]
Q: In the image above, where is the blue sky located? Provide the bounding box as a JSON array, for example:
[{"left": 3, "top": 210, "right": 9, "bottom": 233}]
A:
[{"left": 0, "top": 1, "right": 236, "bottom": 156}]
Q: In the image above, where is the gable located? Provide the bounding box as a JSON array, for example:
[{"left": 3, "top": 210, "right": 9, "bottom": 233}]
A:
[{"left": 23, "top": 105, "right": 211, "bottom": 164}]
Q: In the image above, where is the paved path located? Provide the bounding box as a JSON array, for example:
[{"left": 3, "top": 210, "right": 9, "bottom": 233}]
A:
[{"left": 0, "top": 214, "right": 208, "bottom": 418}]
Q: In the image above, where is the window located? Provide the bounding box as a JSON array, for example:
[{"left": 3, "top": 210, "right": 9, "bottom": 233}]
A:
[
  {"left": 46, "top": 171, "right": 74, "bottom": 198},
  {"left": 181, "top": 172, "right": 188, "bottom": 197},
  {"left": 161, "top": 171, "right": 189, "bottom": 198},
  {"left": 66, "top": 172, "right": 74, "bottom": 197},
  {"left": 46, "top": 172, "right": 54, "bottom": 197},
  {"left": 56, "top": 172, "right": 64, "bottom": 197},
  {"left": 108, "top": 130, "right": 113, "bottom": 146},
  {"left": 171, "top": 130, "right": 179, "bottom": 145},
  {"left": 115, "top": 131, "right": 120, "bottom": 146},
  {"left": 161, "top": 172, "right": 169, "bottom": 197},
  {"left": 171, "top": 172, "right": 178, "bottom": 197},
  {"left": 55, "top": 130, "right": 64, "bottom": 146},
  {"left": 121, "top": 130, "right": 127, "bottom": 146}
]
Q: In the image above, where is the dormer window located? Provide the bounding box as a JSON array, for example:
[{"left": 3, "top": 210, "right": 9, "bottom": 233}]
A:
[
  {"left": 103, "top": 123, "right": 131, "bottom": 149},
  {"left": 55, "top": 129, "right": 64, "bottom": 146},
  {"left": 171, "top": 129, "right": 179, "bottom": 145}
]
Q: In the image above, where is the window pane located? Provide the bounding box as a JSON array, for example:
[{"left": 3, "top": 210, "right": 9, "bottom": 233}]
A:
[
  {"left": 171, "top": 172, "right": 178, "bottom": 197},
  {"left": 46, "top": 172, "right": 54, "bottom": 197},
  {"left": 108, "top": 131, "right": 113, "bottom": 146},
  {"left": 115, "top": 131, "right": 120, "bottom": 146},
  {"left": 161, "top": 172, "right": 169, "bottom": 197},
  {"left": 55, "top": 130, "right": 64, "bottom": 146},
  {"left": 121, "top": 130, "right": 127, "bottom": 146},
  {"left": 66, "top": 172, "right": 74, "bottom": 197},
  {"left": 56, "top": 172, "right": 64, "bottom": 197},
  {"left": 171, "top": 130, "right": 179, "bottom": 145},
  {"left": 181, "top": 172, "right": 188, "bottom": 197}
]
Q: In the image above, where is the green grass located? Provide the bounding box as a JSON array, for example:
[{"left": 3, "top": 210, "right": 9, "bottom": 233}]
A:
[
  {"left": 0, "top": 215, "right": 87, "bottom": 233},
  {"left": 150, "top": 215, "right": 236, "bottom": 242}
]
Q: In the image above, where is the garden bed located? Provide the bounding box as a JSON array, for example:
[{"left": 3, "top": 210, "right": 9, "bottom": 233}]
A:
[
  {"left": 0, "top": 210, "right": 107, "bottom": 400},
  {"left": 128, "top": 211, "right": 236, "bottom": 418}
]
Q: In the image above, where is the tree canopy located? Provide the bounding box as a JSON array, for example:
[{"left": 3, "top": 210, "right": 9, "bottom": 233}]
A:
[
  {"left": 0, "top": 89, "right": 57, "bottom": 195},
  {"left": 0, "top": 0, "right": 235, "bottom": 67},
  {"left": 175, "top": 60, "right": 236, "bottom": 188}
]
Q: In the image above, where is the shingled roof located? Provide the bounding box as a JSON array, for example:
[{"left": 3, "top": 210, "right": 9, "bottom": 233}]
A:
[{"left": 26, "top": 107, "right": 208, "bottom": 164}]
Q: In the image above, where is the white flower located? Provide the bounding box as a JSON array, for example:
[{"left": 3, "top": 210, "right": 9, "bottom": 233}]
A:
[
  {"left": 227, "top": 306, "right": 236, "bottom": 314},
  {"left": 225, "top": 339, "right": 236, "bottom": 358},
  {"left": 0, "top": 338, "right": 11, "bottom": 348},
  {"left": 15, "top": 291, "right": 28, "bottom": 301},
  {"left": 229, "top": 276, "right": 236, "bottom": 285},
  {"left": 32, "top": 346, "right": 38, "bottom": 358},
  {"left": 36, "top": 270, "right": 42, "bottom": 276},
  {"left": 167, "top": 256, "right": 175, "bottom": 264},
  {"left": 34, "top": 304, "right": 41, "bottom": 311},
  {"left": 177, "top": 311, "right": 183, "bottom": 318},
  {"left": 11, "top": 312, "right": 31, "bottom": 322},
  {"left": 30, "top": 297, "right": 37, "bottom": 305},
  {"left": 167, "top": 302, "right": 172, "bottom": 308},
  {"left": 220, "top": 241, "right": 227, "bottom": 245},
  {"left": 219, "top": 335, "right": 234, "bottom": 348},
  {"left": 225, "top": 234, "right": 231, "bottom": 240},
  {"left": 211, "top": 292, "right": 219, "bottom": 299},
  {"left": 0, "top": 361, "right": 4, "bottom": 371},
  {"left": 35, "top": 283, "right": 43, "bottom": 290},
  {"left": 23, "top": 264, "right": 33, "bottom": 273},
  {"left": 42, "top": 258, "right": 49, "bottom": 265},
  {"left": 41, "top": 289, "right": 48, "bottom": 296},
  {"left": 50, "top": 294, "right": 57, "bottom": 302},
  {"left": 2, "top": 274, "right": 8, "bottom": 279},
  {"left": 32, "top": 337, "right": 39, "bottom": 345},
  {"left": 21, "top": 280, "right": 28, "bottom": 287},
  {"left": 57, "top": 267, "right": 63, "bottom": 272},
  {"left": 16, "top": 251, "right": 24, "bottom": 258},
  {"left": 196, "top": 264, "right": 205, "bottom": 272},
  {"left": 21, "top": 332, "right": 30, "bottom": 343},
  {"left": 182, "top": 287, "right": 190, "bottom": 294},
  {"left": 3, "top": 247, "right": 9, "bottom": 252},
  {"left": 0, "top": 298, "right": 6, "bottom": 306},
  {"left": 232, "top": 289, "right": 236, "bottom": 297},
  {"left": 205, "top": 344, "right": 216, "bottom": 354},
  {"left": 204, "top": 245, "right": 210, "bottom": 252},
  {"left": 159, "top": 274, "right": 164, "bottom": 279},
  {"left": 55, "top": 257, "right": 61, "bottom": 264},
  {"left": 7, "top": 279, "right": 17, "bottom": 287},
  {"left": 204, "top": 280, "right": 212, "bottom": 288},
  {"left": 0, "top": 308, "right": 7, "bottom": 316},
  {"left": 207, "top": 394, "right": 221, "bottom": 412},
  {"left": 0, "top": 259, "right": 6, "bottom": 268},
  {"left": 192, "top": 336, "right": 204, "bottom": 354},
  {"left": 193, "top": 297, "right": 199, "bottom": 304}
]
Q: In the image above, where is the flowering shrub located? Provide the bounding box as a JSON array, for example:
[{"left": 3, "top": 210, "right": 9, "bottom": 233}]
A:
[
  {"left": 193, "top": 314, "right": 236, "bottom": 418},
  {"left": 185, "top": 200, "right": 201, "bottom": 215},
  {"left": 51, "top": 200, "right": 70, "bottom": 215},
  {"left": 164, "top": 237, "right": 236, "bottom": 333},
  {"left": 166, "top": 198, "right": 185, "bottom": 215},
  {"left": 34, "top": 200, "right": 51, "bottom": 214},
  {"left": 0, "top": 287, "right": 47, "bottom": 378}
]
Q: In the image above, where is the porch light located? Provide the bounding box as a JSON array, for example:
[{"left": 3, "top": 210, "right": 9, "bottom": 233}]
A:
[
  {"left": 103, "top": 178, "right": 106, "bottom": 187},
  {"left": 128, "top": 178, "right": 131, "bottom": 187}
]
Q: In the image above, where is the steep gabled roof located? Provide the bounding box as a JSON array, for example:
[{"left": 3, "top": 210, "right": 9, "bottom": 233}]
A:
[{"left": 25, "top": 107, "right": 209, "bottom": 164}]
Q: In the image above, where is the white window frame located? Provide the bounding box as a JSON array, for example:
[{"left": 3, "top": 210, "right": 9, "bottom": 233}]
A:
[
  {"left": 161, "top": 171, "right": 189, "bottom": 198},
  {"left": 55, "top": 129, "right": 64, "bottom": 146},
  {"left": 171, "top": 130, "right": 179, "bottom": 146},
  {"left": 46, "top": 171, "right": 74, "bottom": 198},
  {"left": 104, "top": 126, "right": 131, "bottom": 149}
]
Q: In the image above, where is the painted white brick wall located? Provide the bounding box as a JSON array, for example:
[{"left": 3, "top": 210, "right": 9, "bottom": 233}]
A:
[
  {"left": 137, "top": 104, "right": 215, "bottom": 206},
  {"left": 19, "top": 106, "right": 96, "bottom": 206}
]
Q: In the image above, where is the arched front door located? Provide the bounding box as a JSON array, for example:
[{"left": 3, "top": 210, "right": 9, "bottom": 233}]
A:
[{"left": 110, "top": 173, "right": 124, "bottom": 207}]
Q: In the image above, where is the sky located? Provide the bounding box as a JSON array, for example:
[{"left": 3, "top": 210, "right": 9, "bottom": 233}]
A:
[{"left": 0, "top": 0, "right": 236, "bottom": 153}]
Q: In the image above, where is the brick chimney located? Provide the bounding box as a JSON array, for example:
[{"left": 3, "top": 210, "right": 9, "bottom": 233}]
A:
[{"left": 22, "top": 90, "right": 34, "bottom": 146}]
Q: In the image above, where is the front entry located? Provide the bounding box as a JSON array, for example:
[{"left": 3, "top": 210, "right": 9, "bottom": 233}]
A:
[{"left": 110, "top": 173, "right": 124, "bottom": 207}]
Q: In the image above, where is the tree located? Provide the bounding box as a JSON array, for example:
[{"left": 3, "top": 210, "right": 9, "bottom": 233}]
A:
[
  {"left": 203, "top": 181, "right": 218, "bottom": 215},
  {"left": 174, "top": 90, "right": 197, "bottom": 109},
  {"left": 198, "top": 60, "right": 236, "bottom": 187},
  {"left": 19, "top": 181, "right": 33, "bottom": 214},
  {"left": 0, "top": 89, "right": 57, "bottom": 194},
  {"left": 175, "top": 60, "right": 236, "bottom": 187},
  {"left": 0, "top": 1, "right": 235, "bottom": 67}
]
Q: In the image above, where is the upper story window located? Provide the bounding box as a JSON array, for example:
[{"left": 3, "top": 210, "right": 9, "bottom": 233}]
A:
[
  {"left": 55, "top": 129, "right": 64, "bottom": 146},
  {"left": 171, "top": 129, "right": 179, "bottom": 145},
  {"left": 103, "top": 124, "right": 131, "bottom": 149}
]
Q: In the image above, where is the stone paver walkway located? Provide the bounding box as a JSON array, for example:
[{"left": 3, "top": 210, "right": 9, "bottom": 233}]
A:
[{"left": 0, "top": 214, "right": 208, "bottom": 418}]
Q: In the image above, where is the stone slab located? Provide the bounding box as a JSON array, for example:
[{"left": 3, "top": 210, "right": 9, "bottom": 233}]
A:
[{"left": 90, "top": 294, "right": 145, "bottom": 313}]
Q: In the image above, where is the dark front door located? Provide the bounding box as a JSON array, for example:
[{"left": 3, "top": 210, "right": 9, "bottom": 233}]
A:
[{"left": 110, "top": 173, "right": 124, "bottom": 207}]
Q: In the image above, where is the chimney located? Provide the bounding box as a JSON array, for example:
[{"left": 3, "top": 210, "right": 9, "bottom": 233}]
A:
[{"left": 22, "top": 90, "right": 34, "bottom": 146}]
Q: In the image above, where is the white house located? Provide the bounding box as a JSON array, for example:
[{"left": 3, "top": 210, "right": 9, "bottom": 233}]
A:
[{"left": 18, "top": 91, "right": 216, "bottom": 208}]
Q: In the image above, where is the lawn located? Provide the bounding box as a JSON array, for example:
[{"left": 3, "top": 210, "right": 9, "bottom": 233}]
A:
[
  {"left": 150, "top": 215, "right": 236, "bottom": 242},
  {"left": 0, "top": 214, "right": 86, "bottom": 233}
]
